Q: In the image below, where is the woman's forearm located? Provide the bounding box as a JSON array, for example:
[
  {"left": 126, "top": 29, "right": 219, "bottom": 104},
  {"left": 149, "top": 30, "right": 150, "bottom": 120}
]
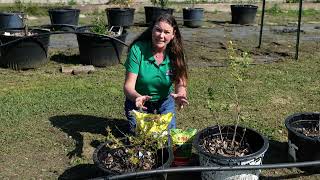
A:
[{"left": 124, "top": 87, "right": 142, "bottom": 102}]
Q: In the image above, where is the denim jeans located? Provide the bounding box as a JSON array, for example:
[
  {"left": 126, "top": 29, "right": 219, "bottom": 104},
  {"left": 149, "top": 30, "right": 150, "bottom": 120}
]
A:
[{"left": 125, "top": 95, "right": 176, "bottom": 134}]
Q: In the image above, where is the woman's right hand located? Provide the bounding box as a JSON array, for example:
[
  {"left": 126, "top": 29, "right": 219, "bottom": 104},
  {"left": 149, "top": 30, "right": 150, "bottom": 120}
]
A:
[{"left": 135, "top": 95, "right": 151, "bottom": 110}]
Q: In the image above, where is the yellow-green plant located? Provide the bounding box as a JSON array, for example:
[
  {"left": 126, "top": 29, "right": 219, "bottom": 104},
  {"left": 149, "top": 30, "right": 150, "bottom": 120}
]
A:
[
  {"left": 90, "top": 15, "right": 108, "bottom": 35},
  {"left": 103, "top": 112, "right": 170, "bottom": 171},
  {"left": 226, "top": 40, "right": 252, "bottom": 147},
  {"left": 207, "top": 40, "right": 252, "bottom": 150}
]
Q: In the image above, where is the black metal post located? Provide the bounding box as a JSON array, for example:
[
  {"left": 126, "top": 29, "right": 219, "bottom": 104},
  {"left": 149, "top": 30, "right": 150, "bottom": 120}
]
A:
[
  {"left": 258, "top": 0, "right": 266, "bottom": 48},
  {"left": 295, "top": 0, "right": 303, "bottom": 60}
]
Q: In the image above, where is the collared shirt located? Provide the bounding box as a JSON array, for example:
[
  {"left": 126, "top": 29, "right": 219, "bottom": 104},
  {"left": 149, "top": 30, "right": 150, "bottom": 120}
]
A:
[{"left": 125, "top": 41, "right": 173, "bottom": 102}]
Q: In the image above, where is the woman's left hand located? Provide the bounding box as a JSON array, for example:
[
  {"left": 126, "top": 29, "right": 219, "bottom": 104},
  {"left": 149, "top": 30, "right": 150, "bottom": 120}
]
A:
[{"left": 170, "top": 93, "right": 189, "bottom": 110}]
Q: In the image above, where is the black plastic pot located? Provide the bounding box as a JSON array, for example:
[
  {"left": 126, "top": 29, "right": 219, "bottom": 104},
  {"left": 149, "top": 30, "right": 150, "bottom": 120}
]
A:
[
  {"left": 93, "top": 141, "right": 173, "bottom": 179},
  {"left": 105, "top": 8, "right": 135, "bottom": 27},
  {"left": 48, "top": 8, "right": 80, "bottom": 31},
  {"left": 230, "top": 5, "right": 258, "bottom": 25},
  {"left": 285, "top": 112, "right": 320, "bottom": 172},
  {"left": 76, "top": 26, "right": 127, "bottom": 67},
  {"left": 0, "top": 29, "right": 50, "bottom": 70},
  {"left": 183, "top": 8, "right": 204, "bottom": 28},
  {"left": 193, "top": 125, "right": 269, "bottom": 180},
  {"left": 144, "top": 6, "right": 174, "bottom": 25},
  {"left": 0, "top": 12, "right": 24, "bottom": 30}
]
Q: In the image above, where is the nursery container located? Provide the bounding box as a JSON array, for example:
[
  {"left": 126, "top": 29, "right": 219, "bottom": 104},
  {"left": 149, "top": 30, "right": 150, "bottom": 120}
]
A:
[
  {"left": 0, "top": 28, "right": 50, "bottom": 70},
  {"left": 193, "top": 125, "right": 269, "bottom": 180},
  {"left": 0, "top": 12, "right": 24, "bottom": 30},
  {"left": 93, "top": 141, "right": 173, "bottom": 179},
  {"left": 231, "top": 5, "right": 258, "bottom": 25},
  {"left": 285, "top": 112, "right": 320, "bottom": 172},
  {"left": 76, "top": 26, "right": 127, "bottom": 67},
  {"left": 105, "top": 8, "right": 135, "bottom": 27},
  {"left": 48, "top": 8, "right": 80, "bottom": 31},
  {"left": 183, "top": 8, "right": 204, "bottom": 28},
  {"left": 144, "top": 6, "right": 174, "bottom": 25}
]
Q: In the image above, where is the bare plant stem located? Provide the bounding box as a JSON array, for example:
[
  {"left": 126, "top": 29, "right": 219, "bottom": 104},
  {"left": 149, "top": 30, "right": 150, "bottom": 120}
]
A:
[{"left": 231, "top": 86, "right": 240, "bottom": 148}]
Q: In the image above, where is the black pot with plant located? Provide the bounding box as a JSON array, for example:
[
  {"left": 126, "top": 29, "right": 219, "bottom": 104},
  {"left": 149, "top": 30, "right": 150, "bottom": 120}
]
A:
[
  {"left": 0, "top": 28, "right": 50, "bottom": 70},
  {"left": 76, "top": 26, "right": 127, "bottom": 67},
  {"left": 93, "top": 141, "right": 173, "bottom": 178},
  {"left": 285, "top": 112, "right": 320, "bottom": 173},
  {"left": 144, "top": 0, "right": 174, "bottom": 25},
  {"left": 76, "top": 14, "right": 128, "bottom": 67},
  {"left": 48, "top": 8, "right": 80, "bottom": 31},
  {"left": 193, "top": 41, "right": 269, "bottom": 179},
  {"left": 0, "top": 12, "right": 24, "bottom": 30},
  {"left": 193, "top": 125, "right": 269, "bottom": 179},
  {"left": 230, "top": 4, "right": 258, "bottom": 25}
]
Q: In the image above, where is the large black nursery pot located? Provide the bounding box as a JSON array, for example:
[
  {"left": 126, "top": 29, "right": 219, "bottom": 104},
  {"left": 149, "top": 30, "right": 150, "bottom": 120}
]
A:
[
  {"left": 105, "top": 8, "right": 135, "bottom": 27},
  {"left": 0, "top": 28, "right": 50, "bottom": 70},
  {"left": 285, "top": 112, "right": 320, "bottom": 172},
  {"left": 0, "top": 12, "right": 24, "bottom": 30},
  {"left": 183, "top": 8, "right": 204, "bottom": 28},
  {"left": 144, "top": 6, "right": 174, "bottom": 25},
  {"left": 48, "top": 8, "right": 80, "bottom": 31},
  {"left": 230, "top": 5, "right": 258, "bottom": 25},
  {"left": 93, "top": 141, "right": 173, "bottom": 179},
  {"left": 193, "top": 125, "right": 269, "bottom": 180},
  {"left": 76, "top": 26, "right": 127, "bottom": 67}
]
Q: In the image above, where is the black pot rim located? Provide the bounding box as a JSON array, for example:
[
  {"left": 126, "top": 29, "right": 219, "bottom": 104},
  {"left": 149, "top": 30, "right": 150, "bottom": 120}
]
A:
[
  {"left": 48, "top": 8, "right": 80, "bottom": 12},
  {"left": 144, "top": 6, "right": 174, "bottom": 11},
  {"left": 231, "top": 4, "right": 258, "bottom": 9},
  {"left": 105, "top": 7, "right": 135, "bottom": 11},
  {"left": 285, "top": 112, "right": 320, "bottom": 142},
  {"left": 0, "top": 12, "right": 24, "bottom": 15},
  {"left": 193, "top": 125, "right": 269, "bottom": 162},
  {"left": 183, "top": 7, "right": 204, "bottom": 11}
]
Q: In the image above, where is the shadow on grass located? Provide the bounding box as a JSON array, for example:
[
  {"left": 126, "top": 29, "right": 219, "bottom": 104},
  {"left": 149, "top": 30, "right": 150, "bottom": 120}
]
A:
[
  {"left": 50, "top": 53, "right": 81, "bottom": 64},
  {"left": 49, "top": 114, "right": 130, "bottom": 158},
  {"left": 58, "top": 164, "right": 108, "bottom": 180}
]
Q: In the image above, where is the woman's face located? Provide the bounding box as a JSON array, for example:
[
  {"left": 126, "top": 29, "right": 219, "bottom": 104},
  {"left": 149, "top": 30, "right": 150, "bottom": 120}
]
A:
[{"left": 152, "top": 20, "right": 175, "bottom": 51}]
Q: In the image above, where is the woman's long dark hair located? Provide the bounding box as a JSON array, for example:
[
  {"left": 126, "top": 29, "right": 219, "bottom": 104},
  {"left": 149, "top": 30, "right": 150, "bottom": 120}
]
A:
[{"left": 128, "top": 14, "right": 188, "bottom": 85}]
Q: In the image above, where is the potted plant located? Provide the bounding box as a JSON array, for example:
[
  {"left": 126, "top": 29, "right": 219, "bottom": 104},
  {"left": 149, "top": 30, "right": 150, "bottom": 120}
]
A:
[
  {"left": 105, "top": 0, "right": 135, "bottom": 28},
  {"left": 182, "top": 0, "right": 204, "bottom": 28},
  {"left": 76, "top": 14, "right": 128, "bottom": 67},
  {"left": 285, "top": 112, "right": 320, "bottom": 173},
  {"left": 93, "top": 111, "right": 174, "bottom": 178},
  {"left": 230, "top": 1, "right": 258, "bottom": 25},
  {"left": 144, "top": 0, "right": 174, "bottom": 25},
  {"left": 193, "top": 41, "right": 269, "bottom": 179}
]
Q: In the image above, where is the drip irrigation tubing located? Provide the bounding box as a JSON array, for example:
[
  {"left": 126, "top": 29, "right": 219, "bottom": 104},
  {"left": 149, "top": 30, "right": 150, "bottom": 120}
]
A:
[{"left": 92, "top": 160, "right": 320, "bottom": 180}]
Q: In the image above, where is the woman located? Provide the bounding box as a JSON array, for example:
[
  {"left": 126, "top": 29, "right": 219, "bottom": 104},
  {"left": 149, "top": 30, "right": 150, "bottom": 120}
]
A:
[{"left": 124, "top": 14, "right": 188, "bottom": 133}]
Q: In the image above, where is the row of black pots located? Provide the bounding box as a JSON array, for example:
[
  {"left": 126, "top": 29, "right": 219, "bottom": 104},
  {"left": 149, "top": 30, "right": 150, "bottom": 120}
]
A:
[
  {"left": 0, "top": 4, "right": 258, "bottom": 32},
  {"left": 93, "top": 112, "right": 320, "bottom": 179},
  {"left": 0, "top": 26, "right": 127, "bottom": 70}
]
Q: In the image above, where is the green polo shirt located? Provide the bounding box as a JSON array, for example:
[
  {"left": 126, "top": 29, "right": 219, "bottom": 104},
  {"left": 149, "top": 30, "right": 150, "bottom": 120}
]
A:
[{"left": 125, "top": 41, "right": 173, "bottom": 102}]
